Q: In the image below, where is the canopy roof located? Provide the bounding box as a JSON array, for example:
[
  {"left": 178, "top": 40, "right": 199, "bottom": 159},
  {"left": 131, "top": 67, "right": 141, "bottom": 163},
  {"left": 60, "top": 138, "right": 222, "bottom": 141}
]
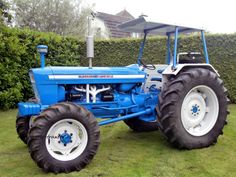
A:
[{"left": 118, "top": 16, "right": 204, "bottom": 35}]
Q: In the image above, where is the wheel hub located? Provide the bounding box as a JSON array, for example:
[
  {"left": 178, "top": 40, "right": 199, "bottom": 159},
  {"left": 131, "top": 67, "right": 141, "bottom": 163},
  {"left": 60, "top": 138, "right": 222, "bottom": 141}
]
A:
[
  {"left": 60, "top": 131, "right": 72, "bottom": 145},
  {"left": 191, "top": 105, "right": 199, "bottom": 114},
  {"left": 184, "top": 92, "right": 206, "bottom": 125}
]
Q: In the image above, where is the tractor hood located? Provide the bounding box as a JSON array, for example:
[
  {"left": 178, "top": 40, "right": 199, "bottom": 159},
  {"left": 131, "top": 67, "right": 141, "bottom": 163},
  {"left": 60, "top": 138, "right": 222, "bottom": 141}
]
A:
[{"left": 30, "top": 64, "right": 146, "bottom": 85}]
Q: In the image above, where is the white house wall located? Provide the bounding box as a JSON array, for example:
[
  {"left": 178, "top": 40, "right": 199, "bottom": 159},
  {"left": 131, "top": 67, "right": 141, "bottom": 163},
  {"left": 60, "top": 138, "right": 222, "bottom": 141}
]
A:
[{"left": 93, "top": 18, "right": 110, "bottom": 39}]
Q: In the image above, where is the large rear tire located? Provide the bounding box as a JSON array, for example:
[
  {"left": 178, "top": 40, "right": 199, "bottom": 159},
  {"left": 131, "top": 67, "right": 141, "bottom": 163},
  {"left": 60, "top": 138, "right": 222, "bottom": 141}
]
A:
[
  {"left": 157, "top": 68, "right": 229, "bottom": 149},
  {"left": 124, "top": 118, "right": 159, "bottom": 132},
  {"left": 28, "top": 102, "right": 100, "bottom": 173}
]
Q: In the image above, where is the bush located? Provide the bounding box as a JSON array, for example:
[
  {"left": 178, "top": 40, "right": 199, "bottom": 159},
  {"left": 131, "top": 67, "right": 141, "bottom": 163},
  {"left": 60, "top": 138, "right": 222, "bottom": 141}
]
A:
[
  {"left": 0, "top": 26, "right": 80, "bottom": 109},
  {"left": 0, "top": 26, "right": 236, "bottom": 109}
]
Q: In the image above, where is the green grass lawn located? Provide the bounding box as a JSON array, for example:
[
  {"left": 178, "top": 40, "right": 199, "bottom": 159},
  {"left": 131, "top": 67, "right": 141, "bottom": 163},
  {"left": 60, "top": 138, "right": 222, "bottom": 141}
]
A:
[{"left": 0, "top": 105, "right": 235, "bottom": 177}]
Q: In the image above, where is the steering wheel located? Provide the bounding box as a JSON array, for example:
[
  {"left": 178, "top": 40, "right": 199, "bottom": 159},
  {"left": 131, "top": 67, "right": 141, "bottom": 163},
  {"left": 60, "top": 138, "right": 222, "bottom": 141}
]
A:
[{"left": 140, "top": 59, "right": 156, "bottom": 70}]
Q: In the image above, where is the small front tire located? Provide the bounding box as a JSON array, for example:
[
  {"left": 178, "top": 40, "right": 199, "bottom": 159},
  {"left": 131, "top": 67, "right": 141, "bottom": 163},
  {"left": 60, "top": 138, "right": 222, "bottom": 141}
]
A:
[
  {"left": 16, "top": 116, "right": 30, "bottom": 144},
  {"left": 28, "top": 102, "right": 100, "bottom": 173}
]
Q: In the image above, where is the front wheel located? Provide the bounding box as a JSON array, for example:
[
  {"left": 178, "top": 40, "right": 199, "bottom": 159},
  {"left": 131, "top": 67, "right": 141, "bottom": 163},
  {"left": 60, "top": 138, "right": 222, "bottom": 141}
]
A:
[
  {"left": 157, "top": 68, "right": 229, "bottom": 149},
  {"left": 28, "top": 102, "right": 100, "bottom": 173},
  {"left": 16, "top": 116, "right": 30, "bottom": 144}
]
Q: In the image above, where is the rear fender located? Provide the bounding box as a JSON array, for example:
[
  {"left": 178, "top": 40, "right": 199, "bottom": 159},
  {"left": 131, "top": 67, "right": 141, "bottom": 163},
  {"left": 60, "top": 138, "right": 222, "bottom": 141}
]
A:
[{"left": 162, "top": 64, "right": 219, "bottom": 84}]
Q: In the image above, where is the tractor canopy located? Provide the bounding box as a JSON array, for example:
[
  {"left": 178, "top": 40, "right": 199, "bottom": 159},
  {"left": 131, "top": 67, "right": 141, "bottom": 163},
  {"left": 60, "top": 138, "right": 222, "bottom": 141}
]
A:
[
  {"left": 118, "top": 16, "right": 209, "bottom": 70},
  {"left": 118, "top": 16, "right": 204, "bottom": 35}
]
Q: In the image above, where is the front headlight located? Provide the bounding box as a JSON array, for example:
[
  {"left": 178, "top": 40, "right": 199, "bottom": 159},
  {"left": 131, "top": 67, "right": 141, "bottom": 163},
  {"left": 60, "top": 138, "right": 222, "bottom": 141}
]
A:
[
  {"left": 29, "top": 71, "right": 35, "bottom": 83},
  {"left": 29, "top": 72, "right": 40, "bottom": 103}
]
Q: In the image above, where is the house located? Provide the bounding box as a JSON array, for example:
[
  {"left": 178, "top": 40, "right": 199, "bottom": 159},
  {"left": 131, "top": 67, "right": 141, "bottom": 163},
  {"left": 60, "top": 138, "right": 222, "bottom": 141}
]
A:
[{"left": 93, "top": 10, "right": 140, "bottom": 39}]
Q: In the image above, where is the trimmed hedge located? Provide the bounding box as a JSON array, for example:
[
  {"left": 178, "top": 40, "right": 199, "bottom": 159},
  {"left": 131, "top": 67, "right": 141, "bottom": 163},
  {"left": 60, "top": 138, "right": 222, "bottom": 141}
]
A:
[
  {"left": 0, "top": 26, "right": 236, "bottom": 109},
  {"left": 0, "top": 26, "right": 80, "bottom": 109}
]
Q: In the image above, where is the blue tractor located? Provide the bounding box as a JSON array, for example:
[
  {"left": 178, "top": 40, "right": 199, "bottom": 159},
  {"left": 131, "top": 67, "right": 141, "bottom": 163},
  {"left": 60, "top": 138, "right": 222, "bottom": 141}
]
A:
[{"left": 16, "top": 16, "right": 229, "bottom": 173}]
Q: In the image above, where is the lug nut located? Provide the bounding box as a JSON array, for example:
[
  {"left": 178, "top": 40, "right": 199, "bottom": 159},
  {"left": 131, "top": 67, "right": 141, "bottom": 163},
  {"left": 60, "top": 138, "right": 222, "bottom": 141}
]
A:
[
  {"left": 64, "top": 144, "right": 67, "bottom": 147},
  {"left": 58, "top": 141, "right": 60, "bottom": 143},
  {"left": 70, "top": 133, "right": 73, "bottom": 136}
]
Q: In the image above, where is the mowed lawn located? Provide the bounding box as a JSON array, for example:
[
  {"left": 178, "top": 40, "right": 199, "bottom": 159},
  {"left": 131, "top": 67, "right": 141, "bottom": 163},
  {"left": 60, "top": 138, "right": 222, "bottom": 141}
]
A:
[{"left": 0, "top": 105, "right": 235, "bottom": 177}]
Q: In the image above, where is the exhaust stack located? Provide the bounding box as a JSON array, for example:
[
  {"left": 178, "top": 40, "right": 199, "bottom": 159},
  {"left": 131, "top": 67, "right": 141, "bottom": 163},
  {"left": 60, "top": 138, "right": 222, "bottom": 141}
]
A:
[{"left": 87, "top": 13, "right": 95, "bottom": 69}]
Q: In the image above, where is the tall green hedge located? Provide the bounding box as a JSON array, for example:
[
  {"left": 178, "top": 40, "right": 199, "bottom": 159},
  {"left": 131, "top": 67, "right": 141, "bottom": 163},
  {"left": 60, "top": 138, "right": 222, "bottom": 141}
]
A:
[
  {"left": 0, "top": 26, "right": 236, "bottom": 110},
  {"left": 0, "top": 26, "right": 80, "bottom": 109}
]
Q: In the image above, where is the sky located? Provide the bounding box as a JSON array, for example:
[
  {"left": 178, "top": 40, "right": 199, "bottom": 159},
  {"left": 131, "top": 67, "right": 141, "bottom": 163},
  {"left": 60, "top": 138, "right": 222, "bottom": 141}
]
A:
[{"left": 85, "top": 0, "right": 236, "bottom": 34}]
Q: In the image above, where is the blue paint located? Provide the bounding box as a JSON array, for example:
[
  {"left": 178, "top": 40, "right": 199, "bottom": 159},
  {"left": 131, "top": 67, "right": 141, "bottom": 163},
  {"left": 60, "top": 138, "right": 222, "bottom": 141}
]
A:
[
  {"left": 137, "top": 32, "right": 147, "bottom": 65},
  {"left": 37, "top": 45, "right": 48, "bottom": 68},
  {"left": 99, "top": 108, "right": 152, "bottom": 126},
  {"left": 31, "top": 65, "right": 145, "bottom": 85},
  {"left": 192, "top": 106, "right": 198, "bottom": 113},
  {"left": 201, "top": 31, "right": 209, "bottom": 63},
  {"left": 40, "top": 53, "right": 45, "bottom": 68},
  {"left": 18, "top": 83, "right": 159, "bottom": 123},
  {"left": 18, "top": 102, "right": 41, "bottom": 117},
  {"left": 29, "top": 65, "right": 146, "bottom": 105},
  {"left": 166, "top": 34, "right": 171, "bottom": 64},
  {"left": 173, "top": 27, "right": 179, "bottom": 69},
  {"left": 118, "top": 83, "right": 136, "bottom": 92},
  {"left": 60, "top": 132, "right": 72, "bottom": 145}
]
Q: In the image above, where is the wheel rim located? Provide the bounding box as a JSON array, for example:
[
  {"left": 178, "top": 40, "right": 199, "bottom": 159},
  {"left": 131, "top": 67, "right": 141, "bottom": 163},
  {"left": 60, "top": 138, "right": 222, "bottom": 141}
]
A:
[
  {"left": 45, "top": 119, "right": 88, "bottom": 161},
  {"left": 181, "top": 85, "right": 219, "bottom": 136}
]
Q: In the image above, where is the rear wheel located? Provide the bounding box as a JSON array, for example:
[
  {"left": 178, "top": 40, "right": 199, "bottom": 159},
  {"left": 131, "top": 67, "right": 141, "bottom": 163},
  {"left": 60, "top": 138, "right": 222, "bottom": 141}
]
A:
[
  {"left": 157, "top": 68, "right": 228, "bottom": 149},
  {"left": 28, "top": 102, "right": 100, "bottom": 173},
  {"left": 124, "top": 118, "right": 159, "bottom": 132}
]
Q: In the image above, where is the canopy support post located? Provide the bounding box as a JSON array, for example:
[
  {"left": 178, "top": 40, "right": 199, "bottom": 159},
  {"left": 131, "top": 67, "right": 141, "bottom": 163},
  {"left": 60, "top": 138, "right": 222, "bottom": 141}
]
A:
[
  {"left": 137, "top": 32, "right": 147, "bottom": 65},
  {"left": 166, "top": 34, "right": 171, "bottom": 65},
  {"left": 201, "top": 30, "right": 209, "bottom": 64},
  {"left": 172, "top": 27, "right": 179, "bottom": 70}
]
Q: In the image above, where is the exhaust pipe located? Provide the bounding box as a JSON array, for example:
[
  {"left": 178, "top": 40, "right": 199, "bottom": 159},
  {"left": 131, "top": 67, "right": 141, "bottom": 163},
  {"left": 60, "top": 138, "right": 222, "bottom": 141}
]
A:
[{"left": 87, "top": 12, "right": 95, "bottom": 69}]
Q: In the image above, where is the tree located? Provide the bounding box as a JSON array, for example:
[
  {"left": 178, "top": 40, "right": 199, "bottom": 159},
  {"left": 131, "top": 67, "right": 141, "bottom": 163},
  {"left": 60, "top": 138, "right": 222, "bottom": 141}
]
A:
[
  {"left": 13, "top": 0, "right": 92, "bottom": 37},
  {"left": 0, "top": 0, "right": 12, "bottom": 25}
]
